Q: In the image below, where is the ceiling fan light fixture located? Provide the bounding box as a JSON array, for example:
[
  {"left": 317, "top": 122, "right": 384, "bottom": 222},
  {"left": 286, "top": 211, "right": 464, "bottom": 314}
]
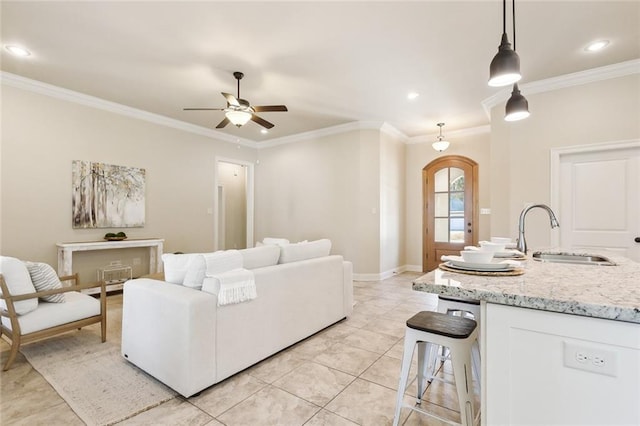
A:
[
  {"left": 432, "top": 122, "right": 450, "bottom": 152},
  {"left": 504, "top": 83, "right": 530, "bottom": 122},
  {"left": 225, "top": 110, "right": 252, "bottom": 127}
]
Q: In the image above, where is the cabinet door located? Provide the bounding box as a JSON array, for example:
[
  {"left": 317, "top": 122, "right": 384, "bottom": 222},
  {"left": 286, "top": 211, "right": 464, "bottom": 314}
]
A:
[{"left": 484, "top": 304, "right": 640, "bottom": 425}]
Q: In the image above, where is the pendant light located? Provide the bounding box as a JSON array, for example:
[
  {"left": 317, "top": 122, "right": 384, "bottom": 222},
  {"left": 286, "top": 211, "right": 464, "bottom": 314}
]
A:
[
  {"left": 488, "top": 0, "right": 521, "bottom": 87},
  {"left": 504, "top": 0, "right": 530, "bottom": 121},
  {"left": 432, "top": 123, "right": 450, "bottom": 152},
  {"left": 505, "top": 83, "right": 530, "bottom": 121}
]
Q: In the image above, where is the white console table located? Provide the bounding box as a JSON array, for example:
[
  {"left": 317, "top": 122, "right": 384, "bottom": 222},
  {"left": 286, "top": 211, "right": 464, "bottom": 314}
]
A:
[{"left": 56, "top": 238, "right": 165, "bottom": 278}]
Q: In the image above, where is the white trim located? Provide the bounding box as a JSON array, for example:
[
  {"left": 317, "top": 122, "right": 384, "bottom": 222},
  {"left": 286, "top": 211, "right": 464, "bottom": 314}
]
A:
[
  {"left": 213, "top": 157, "right": 255, "bottom": 251},
  {"left": 407, "top": 125, "right": 490, "bottom": 145},
  {"left": 549, "top": 139, "right": 640, "bottom": 247},
  {"left": 353, "top": 264, "right": 421, "bottom": 281},
  {"left": 482, "top": 59, "right": 640, "bottom": 118},
  {"left": 1, "top": 71, "right": 257, "bottom": 148}
]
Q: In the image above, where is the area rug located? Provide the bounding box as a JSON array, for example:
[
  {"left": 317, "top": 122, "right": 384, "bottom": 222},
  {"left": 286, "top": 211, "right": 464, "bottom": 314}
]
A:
[{"left": 21, "top": 331, "right": 176, "bottom": 425}]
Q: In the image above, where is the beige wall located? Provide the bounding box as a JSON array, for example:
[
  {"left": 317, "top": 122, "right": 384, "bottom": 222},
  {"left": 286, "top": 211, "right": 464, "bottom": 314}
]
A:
[
  {"left": 254, "top": 129, "right": 385, "bottom": 275},
  {"left": 379, "top": 131, "right": 406, "bottom": 274},
  {"left": 1, "top": 84, "right": 256, "bottom": 283},
  {"left": 490, "top": 74, "right": 640, "bottom": 250},
  {"left": 405, "top": 131, "right": 492, "bottom": 269}
]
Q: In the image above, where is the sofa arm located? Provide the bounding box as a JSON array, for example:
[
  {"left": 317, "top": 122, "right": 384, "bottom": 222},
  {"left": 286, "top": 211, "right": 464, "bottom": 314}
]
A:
[{"left": 121, "top": 278, "right": 217, "bottom": 397}]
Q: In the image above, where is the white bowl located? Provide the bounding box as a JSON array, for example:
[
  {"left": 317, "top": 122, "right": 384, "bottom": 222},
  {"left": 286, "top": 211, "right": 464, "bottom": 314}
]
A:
[
  {"left": 490, "top": 237, "right": 512, "bottom": 244},
  {"left": 479, "top": 241, "right": 507, "bottom": 253},
  {"left": 460, "top": 250, "right": 494, "bottom": 264}
]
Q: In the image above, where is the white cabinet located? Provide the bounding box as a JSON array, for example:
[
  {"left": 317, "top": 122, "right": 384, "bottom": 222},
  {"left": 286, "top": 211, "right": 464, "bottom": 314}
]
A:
[{"left": 484, "top": 303, "right": 640, "bottom": 425}]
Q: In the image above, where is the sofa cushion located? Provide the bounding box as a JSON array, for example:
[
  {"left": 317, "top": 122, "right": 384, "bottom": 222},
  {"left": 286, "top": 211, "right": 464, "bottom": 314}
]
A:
[
  {"left": 239, "top": 245, "right": 280, "bottom": 269},
  {"left": 0, "top": 256, "right": 39, "bottom": 315},
  {"left": 278, "top": 239, "right": 332, "bottom": 264},
  {"left": 24, "top": 262, "right": 66, "bottom": 303},
  {"left": 204, "top": 250, "right": 243, "bottom": 276}
]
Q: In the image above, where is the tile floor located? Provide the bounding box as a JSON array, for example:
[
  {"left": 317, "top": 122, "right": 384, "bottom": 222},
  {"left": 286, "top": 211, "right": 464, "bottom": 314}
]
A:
[{"left": 0, "top": 272, "right": 478, "bottom": 425}]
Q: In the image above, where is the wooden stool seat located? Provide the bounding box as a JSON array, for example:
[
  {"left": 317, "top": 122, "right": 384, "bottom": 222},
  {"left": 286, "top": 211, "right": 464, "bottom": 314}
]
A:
[{"left": 407, "top": 311, "right": 477, "bottom": 339}]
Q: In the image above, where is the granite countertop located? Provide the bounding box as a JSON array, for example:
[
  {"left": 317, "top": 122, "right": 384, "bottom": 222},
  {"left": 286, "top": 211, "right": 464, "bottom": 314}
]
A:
[{"left": 412, "top": 249, "right": 640, "bottom": 324}]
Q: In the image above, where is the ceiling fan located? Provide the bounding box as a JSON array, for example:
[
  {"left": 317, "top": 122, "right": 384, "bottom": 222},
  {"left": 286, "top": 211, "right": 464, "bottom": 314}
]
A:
[{"left": 184, "top": 71, "right": 288, "bottom": 129}]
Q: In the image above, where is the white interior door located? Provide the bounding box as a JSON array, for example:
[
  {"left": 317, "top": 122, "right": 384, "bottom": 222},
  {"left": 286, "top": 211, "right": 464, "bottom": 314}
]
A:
[{"left": 557, "top": 142, "right": 639, "bottom": 261}]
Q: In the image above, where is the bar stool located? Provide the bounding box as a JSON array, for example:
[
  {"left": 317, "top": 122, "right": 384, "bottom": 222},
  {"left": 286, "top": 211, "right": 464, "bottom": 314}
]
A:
[
  {"left": 429, "top": 295, "right": 482, "bottom": 383},
  {"left": 393, "top": 311, "right": 479, "bottom": 426}
]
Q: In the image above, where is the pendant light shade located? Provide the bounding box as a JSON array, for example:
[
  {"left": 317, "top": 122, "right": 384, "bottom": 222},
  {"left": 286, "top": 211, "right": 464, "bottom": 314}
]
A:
[
  {"left": 504, "top": 83, "right": 530, "bottom": 121},
  {"left": 488, "top": 0, "right": 522, "bottom": 87},
  {"left": 488, "top": 33, "right": 521, "bottom": 87},
  {"left": 432, "top": 123, "right": 450, "bottom": 152},
  {"left": 225, "top": 110, "right": 252, "bottom": 127}
]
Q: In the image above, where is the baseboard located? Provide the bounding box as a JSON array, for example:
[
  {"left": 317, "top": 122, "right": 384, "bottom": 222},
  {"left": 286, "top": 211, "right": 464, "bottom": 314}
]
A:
[{"left": 353, "top": 264, "right": 424, "bottom": 281}]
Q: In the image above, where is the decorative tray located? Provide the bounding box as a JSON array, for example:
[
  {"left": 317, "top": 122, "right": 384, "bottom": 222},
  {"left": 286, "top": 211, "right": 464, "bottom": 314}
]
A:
[{"left": 104, "top": 236, "right": 127, "bottom": 241}]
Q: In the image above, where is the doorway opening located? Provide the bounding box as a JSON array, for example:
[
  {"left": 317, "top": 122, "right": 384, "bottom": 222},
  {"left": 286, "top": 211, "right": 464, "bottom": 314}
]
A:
[{"left": 215, "top": 158, "right": 254, "bottom": 250}]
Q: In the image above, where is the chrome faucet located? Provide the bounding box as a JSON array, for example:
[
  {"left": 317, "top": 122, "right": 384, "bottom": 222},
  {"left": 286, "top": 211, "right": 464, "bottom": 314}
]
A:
[{"left": 517, "top": 204, "right": 560, "bottom": 254}]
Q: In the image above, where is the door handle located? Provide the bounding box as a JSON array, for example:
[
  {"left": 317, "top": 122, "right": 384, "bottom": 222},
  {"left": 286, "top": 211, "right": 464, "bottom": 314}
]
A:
[{"left": 635, "top": 237, "right": 640, "bottom": 243}]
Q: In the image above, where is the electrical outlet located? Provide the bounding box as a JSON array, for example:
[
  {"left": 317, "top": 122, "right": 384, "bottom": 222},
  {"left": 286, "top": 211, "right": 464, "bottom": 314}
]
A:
[{"left": 563, "top": 341, "right": 618, "bottom": 377}]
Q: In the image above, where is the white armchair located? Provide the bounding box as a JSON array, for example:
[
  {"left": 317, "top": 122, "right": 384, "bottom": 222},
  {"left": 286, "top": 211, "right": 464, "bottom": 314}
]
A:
[{"left": 0, "top": 256, "right": 106, "bottom": 370}]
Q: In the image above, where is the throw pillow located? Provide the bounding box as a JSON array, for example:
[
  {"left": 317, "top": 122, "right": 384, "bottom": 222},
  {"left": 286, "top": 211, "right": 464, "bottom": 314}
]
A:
[
  {"left": 278, "top": 239, "right": 332, "bottom": 264},
  {"left": 182, "top": 254, "right": 207, "bottom": 289},
  {"left": 162, "top": 253, "right": 197, "bottom": 284},
  {"left": 24, "top": 262, "right": 66, "bottom": 303},
  {"left": 239, "top": 245, "right": 280, "bottom": 269},
  {"left": 0, "top": 256, "right": 39, "bottom": 315}
]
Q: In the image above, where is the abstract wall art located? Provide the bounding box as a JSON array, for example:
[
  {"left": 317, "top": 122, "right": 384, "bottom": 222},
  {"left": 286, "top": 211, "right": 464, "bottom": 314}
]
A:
[{"left": 72, "top": 160, "right": 146, "bottom": 228}]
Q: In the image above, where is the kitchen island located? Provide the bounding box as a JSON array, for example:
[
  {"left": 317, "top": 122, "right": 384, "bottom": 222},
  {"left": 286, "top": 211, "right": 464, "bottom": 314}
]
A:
[{"left": 413, "top": 251, "right": 640, "bottom": 425}]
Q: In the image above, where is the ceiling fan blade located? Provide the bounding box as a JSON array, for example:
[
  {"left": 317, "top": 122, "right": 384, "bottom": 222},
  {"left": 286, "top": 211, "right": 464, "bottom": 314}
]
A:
[
  {"left": 251, "top": 114, "right": 274, "bottom": 129},
  {"left": 183, "top": 108, "right": 225, "bottom": 111},
  {"left": 216, "top": 117, "right": 230, "bottom": 128},
  {"left": 222, "top": 92, "right": 240, "bottom": 107},
  {"left": 252, "top": 105, "right": 288, "bottom": 112}
]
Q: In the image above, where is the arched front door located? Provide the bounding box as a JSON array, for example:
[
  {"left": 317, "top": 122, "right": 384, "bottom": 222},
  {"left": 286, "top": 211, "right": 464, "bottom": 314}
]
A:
[{"left": 423, "top": 155, "right": 479, "bottom": 272}]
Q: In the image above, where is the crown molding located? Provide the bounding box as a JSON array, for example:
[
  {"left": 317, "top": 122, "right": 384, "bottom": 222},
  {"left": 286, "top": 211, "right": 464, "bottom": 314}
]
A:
[
  {"left": 257, "top": 120, "right": 407, "bottom": 149},
  {"left": 407, "top": 125, "right": 490, "bottom": 145},
  {"left": 1, "top": 71, "right": 257, "bottom": 148},
  {"left": 481, "top": 59, "right": 640, "bottom": 118}
]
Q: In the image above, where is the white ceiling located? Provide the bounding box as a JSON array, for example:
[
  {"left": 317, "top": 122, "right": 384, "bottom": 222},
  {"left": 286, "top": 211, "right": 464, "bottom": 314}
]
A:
[{"left": 2, "top": 1, "right": 639, "bottom": 142}]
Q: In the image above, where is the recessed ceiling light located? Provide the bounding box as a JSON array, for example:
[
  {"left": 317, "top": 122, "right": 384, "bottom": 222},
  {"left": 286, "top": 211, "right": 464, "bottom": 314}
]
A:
[
  {"left": 260, "top": 129, "right": 268, "bottom": 134},
  {"left": 5, "top": 44, "right": 31, "bottom": 57},
  {"left": 585, "top": 40, "right": 609, "bottom": 52},
  {"left": 407, "top": 92, "right": 420, "bottom": 100}
]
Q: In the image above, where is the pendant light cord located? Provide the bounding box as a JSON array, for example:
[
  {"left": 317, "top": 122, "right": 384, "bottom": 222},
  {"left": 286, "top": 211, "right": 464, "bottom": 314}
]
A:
[
  {"left": 502, "top": 0, "right": 506, "bottom": 34},
  {"left": 512, "top": 0, "right": 516, "bottom": 51}
]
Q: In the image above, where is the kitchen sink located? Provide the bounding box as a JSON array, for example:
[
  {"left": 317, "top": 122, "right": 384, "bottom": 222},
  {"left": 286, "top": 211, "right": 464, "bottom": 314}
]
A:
[{"left": 532, "top": 252, "right": 616, "bottom": 266}]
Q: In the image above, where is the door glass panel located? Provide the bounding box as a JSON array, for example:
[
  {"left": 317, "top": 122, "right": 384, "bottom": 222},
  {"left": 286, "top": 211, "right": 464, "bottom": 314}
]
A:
[
  {"left": 450, "top": 167, "right": 464, "bottom": 190},
  {"left": 435, "top": 193, "right": 448, "bottom": 217},
  {"left": 435, "top": 218, "right": 449, "bottom": 242},
  {"left": 435, "top": 168, "right": 448, "bottom": 192}
]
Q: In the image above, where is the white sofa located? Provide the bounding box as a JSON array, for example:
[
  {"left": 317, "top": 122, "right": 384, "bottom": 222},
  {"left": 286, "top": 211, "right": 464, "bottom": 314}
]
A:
[{"left": 121, "top": 241, "right": 353, "bottom": 397}]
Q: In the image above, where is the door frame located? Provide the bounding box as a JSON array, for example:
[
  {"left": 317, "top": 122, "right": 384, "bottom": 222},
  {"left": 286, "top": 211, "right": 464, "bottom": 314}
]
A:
[
  {"left": 214, "top": 157, "right": 255, "bottom": 251},
  {"left": 423, "top": 155, "right": 479, "bottom": 272},
  {"left": 550, "top": 139, "right": 640, "bottom": 248}
]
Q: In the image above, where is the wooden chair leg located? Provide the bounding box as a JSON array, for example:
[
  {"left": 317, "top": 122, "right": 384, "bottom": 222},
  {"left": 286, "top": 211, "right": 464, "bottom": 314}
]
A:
[{"left": 3, "top": 337, "right": 21, "bottom": 371}]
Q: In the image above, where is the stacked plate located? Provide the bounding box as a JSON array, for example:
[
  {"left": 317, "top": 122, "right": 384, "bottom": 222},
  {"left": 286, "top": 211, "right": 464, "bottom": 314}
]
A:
[{"left": 442, "top": 255, "right": 521, "bottom": 272}]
